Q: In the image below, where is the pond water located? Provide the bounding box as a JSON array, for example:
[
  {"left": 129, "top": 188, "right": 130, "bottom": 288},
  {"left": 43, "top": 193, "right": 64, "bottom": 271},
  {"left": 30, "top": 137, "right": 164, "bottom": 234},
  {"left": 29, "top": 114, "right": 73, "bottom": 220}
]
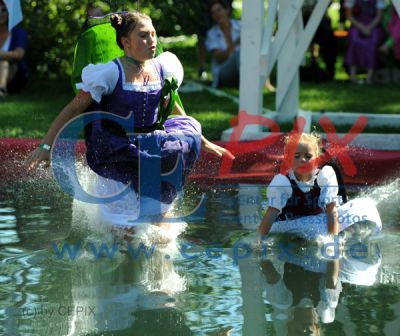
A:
[{"left": 0, "top": 175, "right": 399, "bottom": 336}]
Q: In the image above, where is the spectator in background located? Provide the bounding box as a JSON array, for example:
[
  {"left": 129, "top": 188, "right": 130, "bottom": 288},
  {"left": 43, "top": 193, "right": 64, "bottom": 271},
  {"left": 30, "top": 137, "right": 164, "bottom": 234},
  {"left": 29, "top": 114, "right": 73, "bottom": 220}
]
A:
[
  {"left": 204, "top": 0, "right": 275, "bottom": 90},
  {"left": 302, "top": 0, "right": 337, "bottom": 81},
  {"left": 81, "top": 1, "right": 105, "bottom": 32},
  {"left": 375, "top": 4, "right": 400, "bottom": 83},
  {"left": 196, "top": 0, "right": 233, "bottom": 81},
  {"left": 0, "top": 0, "right": 27, "bottom": 97},
  {"left": 344, "top": 0, "right": 385, "bottom": 84},
  {"left": 87, "top": 2, "right": 104, "bottom": 17},
  {"left": 205, "top": 0, "right": 239, "bottom": 88}
]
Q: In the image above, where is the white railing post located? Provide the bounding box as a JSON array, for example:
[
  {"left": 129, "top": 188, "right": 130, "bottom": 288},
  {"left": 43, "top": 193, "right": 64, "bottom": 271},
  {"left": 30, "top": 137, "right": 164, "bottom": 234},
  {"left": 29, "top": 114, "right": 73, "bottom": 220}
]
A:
[
  {"left": 393, "top": 0, "right": 400, "bottom": 16},
  {"left": 239, "top": 0, "right": 265, "bottom": 132},
  {"left": 276, "top": 0, "right": 302, "bottom": 121}
]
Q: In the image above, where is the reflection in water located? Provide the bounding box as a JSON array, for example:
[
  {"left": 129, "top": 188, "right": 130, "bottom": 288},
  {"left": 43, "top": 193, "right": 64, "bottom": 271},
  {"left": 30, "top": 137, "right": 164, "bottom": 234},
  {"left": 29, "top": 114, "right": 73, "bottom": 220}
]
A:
[
  {"left": 0, "top": 178, "right": 399, "bottom": 335},
  {"left": 65, "top": 250, "right": 189, "bottom": 335},
  {"left": 60, "top": 170, "right": 192, "bottom": 335},
  {"left": 0, "top": 175, "right": 193, "bottom": 335},
  {"left": 261, "top": 240, "right": 381, "bottom": 336}
]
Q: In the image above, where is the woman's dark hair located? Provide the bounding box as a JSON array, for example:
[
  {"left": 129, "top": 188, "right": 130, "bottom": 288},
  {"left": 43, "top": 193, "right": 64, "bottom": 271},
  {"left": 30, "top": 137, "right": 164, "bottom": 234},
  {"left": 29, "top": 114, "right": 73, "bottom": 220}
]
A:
[
  {"left": 110, "top": 11, "right": 151, "bottom": 49},
  {"left": 208, "top": 0, "right": 231, "bottom": 14}
]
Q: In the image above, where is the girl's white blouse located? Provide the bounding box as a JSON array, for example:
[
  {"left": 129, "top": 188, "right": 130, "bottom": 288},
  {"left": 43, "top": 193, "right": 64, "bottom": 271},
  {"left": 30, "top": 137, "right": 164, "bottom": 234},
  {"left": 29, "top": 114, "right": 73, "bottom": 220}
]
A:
[
  {"left": 267, "top": 165, "right": 341, "bottom": 213},
  {"left": 76, "top": 52, "right": 183, "bottom": 103}
]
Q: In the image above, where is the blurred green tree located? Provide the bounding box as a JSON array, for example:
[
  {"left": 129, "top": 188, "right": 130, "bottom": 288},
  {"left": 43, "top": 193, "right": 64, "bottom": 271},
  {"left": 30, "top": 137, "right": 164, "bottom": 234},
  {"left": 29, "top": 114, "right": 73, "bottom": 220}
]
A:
[{"left": 21, "top": 0, "right": 208, "bottom": 78}]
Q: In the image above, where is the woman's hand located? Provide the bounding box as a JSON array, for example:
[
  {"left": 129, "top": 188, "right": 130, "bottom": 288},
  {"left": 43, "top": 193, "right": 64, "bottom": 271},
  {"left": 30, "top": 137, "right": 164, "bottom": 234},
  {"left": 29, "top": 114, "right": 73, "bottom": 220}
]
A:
[
  {"left": 201, "top": 137, "right": 235, "bottom": 160},
  {"left": 360, "top": 25, "right": 372, "bottom": 36},
  {"left": 26, "top": 147, "right": 51, "bottom": 170},
  {"left": 379, "top": 42, "right": 390, "bottom": 54}
]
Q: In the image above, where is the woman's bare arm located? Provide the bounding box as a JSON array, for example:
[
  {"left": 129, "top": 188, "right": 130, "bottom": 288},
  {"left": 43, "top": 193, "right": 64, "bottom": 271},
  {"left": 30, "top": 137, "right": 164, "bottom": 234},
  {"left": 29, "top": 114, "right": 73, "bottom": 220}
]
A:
[
  {"left": 0, "top": 48, "right": 25, "bottom": 62},
  {"left": 346, "top": 7, "right": 368, "bottom": 34},
  {"left": 27, "top": 91, "right": 93, "bottom": 169},
  {"left": 366, "top": 9, "right": 383, "bottom": 33}
]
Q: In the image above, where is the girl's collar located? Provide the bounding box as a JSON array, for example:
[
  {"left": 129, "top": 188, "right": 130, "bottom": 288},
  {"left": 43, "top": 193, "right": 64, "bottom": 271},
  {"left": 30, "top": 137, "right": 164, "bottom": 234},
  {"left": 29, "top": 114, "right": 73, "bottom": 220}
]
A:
[{"left": 288, "top": 169, "right": 318, "bottom": 185}]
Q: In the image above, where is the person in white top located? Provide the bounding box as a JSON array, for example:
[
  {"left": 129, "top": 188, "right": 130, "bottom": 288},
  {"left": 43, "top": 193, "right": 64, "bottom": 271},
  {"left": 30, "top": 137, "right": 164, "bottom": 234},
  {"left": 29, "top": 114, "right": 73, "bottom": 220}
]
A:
[
  {"left": 258, "top": 132, "right": 340, "bottom": 237},
  {"left": 27, "top": 11, "right": 232, "bottom": 169},
  {"left": 26, "top": 11, "right": 234, "bottom": 226},
  {"left": 205, "top": 0, "right": 241, "bottom": 88}
]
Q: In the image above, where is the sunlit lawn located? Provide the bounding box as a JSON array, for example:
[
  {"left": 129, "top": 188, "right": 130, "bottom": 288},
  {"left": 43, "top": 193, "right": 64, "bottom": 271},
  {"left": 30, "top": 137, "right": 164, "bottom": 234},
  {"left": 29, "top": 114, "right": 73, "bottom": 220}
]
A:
[{"left": 1, "top": 35, "right": 400, "bottom": 140}]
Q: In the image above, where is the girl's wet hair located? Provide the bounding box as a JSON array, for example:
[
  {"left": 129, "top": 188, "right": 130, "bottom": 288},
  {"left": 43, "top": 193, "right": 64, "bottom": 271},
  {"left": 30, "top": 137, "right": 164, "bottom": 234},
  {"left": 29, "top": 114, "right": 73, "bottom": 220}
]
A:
[
  {"left": 110, "top": 11, "right": 151, "bottom": 49},
  {"left": 284, "top": 132, "right": 322, "bottom": 157}
]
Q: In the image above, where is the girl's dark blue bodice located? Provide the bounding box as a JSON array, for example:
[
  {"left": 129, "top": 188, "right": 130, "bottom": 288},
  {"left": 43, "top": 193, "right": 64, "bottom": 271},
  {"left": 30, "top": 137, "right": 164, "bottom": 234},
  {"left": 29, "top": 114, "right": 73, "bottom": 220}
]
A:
[
  {"left": 84, "top": 57, "right": 202, "bottom": 205},
  {"left": 278, "top": 175, "right": 322, "bottom": 221},
  {"left": 91, "top": 58, "right": 164, "bottom": 130}
]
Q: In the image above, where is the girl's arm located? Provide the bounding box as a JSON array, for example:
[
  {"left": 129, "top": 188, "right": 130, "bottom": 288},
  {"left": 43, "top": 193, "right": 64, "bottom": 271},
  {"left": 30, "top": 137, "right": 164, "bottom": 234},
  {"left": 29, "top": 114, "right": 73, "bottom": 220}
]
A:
[
  {"left": 260, "top": 259, "right": 281, "bottom": 284},
  {"left": 258, "top": 207, "right": 280, "bottom": 237},
  {"left": 27, "top": 91, "right": 93, "bottom": 169},
  {"left": 326, "top": 202, "right": 339, "bottom": 235},
  {"left": 172, "top": 102, "right": 235, "bottom": 159},
  {"left": 326, "top": 259, "right": 340, "bottom": 289}
]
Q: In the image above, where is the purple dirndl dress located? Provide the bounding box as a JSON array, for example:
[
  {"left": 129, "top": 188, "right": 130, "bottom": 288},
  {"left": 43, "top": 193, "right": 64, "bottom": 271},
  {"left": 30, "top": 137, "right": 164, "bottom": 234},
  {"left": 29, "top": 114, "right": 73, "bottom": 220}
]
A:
[
  {"left": 84, "top": 58, "right": 201, "bottom": 204},
  {"left": 345, "top": 0, "right": 385, "bottom": 69}
]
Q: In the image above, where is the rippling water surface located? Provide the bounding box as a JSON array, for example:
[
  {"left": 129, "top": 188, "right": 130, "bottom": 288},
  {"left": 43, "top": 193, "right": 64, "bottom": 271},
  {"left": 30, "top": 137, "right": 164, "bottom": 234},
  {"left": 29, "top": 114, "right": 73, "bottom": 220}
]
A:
[{"left": 0, "top": 177, "right": 399, "bottom": 335}]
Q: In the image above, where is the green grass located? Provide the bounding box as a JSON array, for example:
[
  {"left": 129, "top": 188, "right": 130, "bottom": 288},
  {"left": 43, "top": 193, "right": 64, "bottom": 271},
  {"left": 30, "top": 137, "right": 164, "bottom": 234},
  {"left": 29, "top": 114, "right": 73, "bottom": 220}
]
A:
[
  {"left": 2, "top": 39, "right": 400, "bottom": 140},
  {"left": 0, "top": 79, "right": 73, "bottom": 138},
  {"left": 221, "top": 80, "right": 400, "bottom": 115},
  {"left": 299, "top": 81, "right": 400, "bottom": 114},
  {"left": 163, "top": 35, "right": 205, "bottom": 80},
  {"left": 0, "top": 74, "right": 238, "bottom": 140},
  {"left": 180, "top": 91, "right": 237, "bottom": 140}
]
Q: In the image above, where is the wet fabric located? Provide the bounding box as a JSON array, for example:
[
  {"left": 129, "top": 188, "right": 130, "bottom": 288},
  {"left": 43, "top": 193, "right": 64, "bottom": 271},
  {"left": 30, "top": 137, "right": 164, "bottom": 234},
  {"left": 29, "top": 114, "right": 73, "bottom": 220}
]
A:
[
  {"left": 269, "top": 198, "right": 382, "bottom": 239},
  {"left": 84, "top": 59, "right": 201, "bottom": 204}
]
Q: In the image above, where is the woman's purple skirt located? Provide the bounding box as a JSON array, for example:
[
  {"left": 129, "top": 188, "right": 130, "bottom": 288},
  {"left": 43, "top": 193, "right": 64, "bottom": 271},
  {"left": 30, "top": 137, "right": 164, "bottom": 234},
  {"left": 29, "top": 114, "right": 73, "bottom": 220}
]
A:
[
  {"left": 345, "top": 26, "right": 385, "bottom": 69},
  {"left": 85, "top": 116, "right": 202, "bottom": 204}
]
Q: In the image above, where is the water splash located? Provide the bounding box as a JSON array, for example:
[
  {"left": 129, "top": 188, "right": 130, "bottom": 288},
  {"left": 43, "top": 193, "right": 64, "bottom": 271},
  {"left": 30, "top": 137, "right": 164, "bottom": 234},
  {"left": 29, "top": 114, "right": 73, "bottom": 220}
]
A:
[
  {"left": 358, "top": 178, "right": 400, "bottom": 227},
  {"left": 63, "top": 164, "right": 188, "bottom": 334},
  {"left": 70, "top": 162, "right": 187, "bottom": 257},
  {"left": 357, "top": 178, "right": 400, "bottom": 284}
]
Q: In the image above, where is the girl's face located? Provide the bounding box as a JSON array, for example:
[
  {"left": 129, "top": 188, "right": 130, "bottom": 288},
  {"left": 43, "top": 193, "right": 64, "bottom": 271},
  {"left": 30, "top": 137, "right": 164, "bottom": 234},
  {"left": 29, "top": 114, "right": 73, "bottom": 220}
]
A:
[
  {"left": 292, "top": 142, "right": 318, "bottom": 180},
  {"left": 122, "top": 19, "right": 157, "bottom": 61},
  {"left": 210, "top": 3, "right": 230, "bottom": 25}
]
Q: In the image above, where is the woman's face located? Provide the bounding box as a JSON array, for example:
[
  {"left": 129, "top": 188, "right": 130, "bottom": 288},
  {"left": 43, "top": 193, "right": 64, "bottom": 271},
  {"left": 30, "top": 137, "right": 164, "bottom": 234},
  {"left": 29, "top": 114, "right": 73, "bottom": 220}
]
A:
[
  {"left": 0, "top": 1, "right": 8, "bottom": 25},
  {"left": 122, "top": 19, "right": 157, "bottom": 61},
  {"left": 210, "top": 3, "right": 230, "bottom": 25}
]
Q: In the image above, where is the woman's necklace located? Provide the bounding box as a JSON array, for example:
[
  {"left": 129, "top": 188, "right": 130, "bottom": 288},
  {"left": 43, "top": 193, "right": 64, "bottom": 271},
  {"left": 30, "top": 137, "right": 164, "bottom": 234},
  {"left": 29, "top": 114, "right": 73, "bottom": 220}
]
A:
[
  {"left": 124, "top": 55, "right": 150, "bottom": 86},
  {"left": 124, "top": 55, "right": 144, "bottom": 73}
]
